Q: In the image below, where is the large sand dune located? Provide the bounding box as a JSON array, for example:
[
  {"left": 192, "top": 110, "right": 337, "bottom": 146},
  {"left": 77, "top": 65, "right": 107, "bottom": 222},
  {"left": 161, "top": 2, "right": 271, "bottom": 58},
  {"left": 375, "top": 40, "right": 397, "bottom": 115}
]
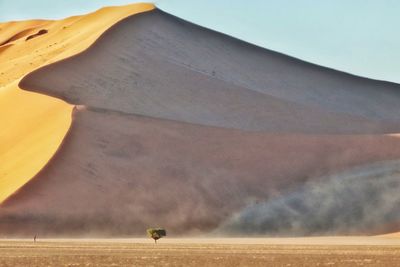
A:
[
  {"left": 1, "top": 6, "right": 400, "bottom": 236},
  {"left": 21, "top": 10, "right": 400, "bottom": 129},
  {"left": 2, "top": 110, "right": 400, "bottom": 236},
  {"left": 0, "top": 3, "right": 154, "bottom": 203}
]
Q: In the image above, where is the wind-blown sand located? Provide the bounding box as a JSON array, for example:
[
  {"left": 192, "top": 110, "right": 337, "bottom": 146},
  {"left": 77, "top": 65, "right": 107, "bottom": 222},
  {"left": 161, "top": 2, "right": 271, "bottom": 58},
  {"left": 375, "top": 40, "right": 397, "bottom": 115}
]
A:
[
  {"left": 3, "top": 110, "right": 400, "bottom": 236},
  {"left": 1, "top": 5, "right": 400, "bottom": 237},
  {"left": 0, "top": 3, "right": 154, "bottom": 203}
]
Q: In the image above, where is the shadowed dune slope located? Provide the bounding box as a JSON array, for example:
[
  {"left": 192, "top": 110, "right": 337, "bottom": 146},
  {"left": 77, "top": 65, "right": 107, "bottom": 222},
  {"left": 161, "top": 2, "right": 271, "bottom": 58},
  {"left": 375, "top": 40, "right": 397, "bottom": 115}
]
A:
[
  {"left": 21, "top": 9, "right": 400, "bottom": 133},
  {"left": 2, "top": 109, "right": 400, "bottom": 236},
  {"left": 3, "top": 7, "right": 400, "bottom": 236},
  {"left": 0, "top": 3, "right": 154, "bottom": 203}
]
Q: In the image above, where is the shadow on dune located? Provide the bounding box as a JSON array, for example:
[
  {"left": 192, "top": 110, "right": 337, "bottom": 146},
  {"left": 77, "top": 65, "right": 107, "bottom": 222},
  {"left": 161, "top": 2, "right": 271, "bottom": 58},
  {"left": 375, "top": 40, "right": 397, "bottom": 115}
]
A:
[
  {"left": 20, "top": 9, "right": 400, "bottom": 133},
  {"left": 4, "top": 8, "right": 400, "bottom": 236},
  {"left": 2, "top": 109, "right": 400, "bottom": 236}
]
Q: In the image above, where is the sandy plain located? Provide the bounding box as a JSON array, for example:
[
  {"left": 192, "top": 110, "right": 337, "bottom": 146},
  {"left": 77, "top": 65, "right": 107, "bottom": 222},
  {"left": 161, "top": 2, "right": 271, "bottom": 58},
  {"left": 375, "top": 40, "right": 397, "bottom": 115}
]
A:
[{"left": 1, "top": 237, "right": 400, "bottom": 266}]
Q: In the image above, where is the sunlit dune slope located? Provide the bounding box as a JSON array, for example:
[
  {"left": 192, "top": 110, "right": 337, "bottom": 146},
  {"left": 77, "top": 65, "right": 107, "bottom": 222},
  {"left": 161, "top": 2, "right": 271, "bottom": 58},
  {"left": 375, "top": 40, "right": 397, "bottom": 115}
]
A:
[
  {"left": 0, "top": 3, "right": 155, "bottom": 203},
  {"left": 0, "top": 82, "right": 71, "bottom": 204},
  {"left": 0, "top": 3, "right": 154, "bottom": 84},
  {"left": 393, "top": 233, "right": 400, "bottom": 237},
  {"left": 4, "top": 7, "right": 400, "bottom": 236},
  {"left": 381, "top": 232, "right": 400, "bottom": 238}
]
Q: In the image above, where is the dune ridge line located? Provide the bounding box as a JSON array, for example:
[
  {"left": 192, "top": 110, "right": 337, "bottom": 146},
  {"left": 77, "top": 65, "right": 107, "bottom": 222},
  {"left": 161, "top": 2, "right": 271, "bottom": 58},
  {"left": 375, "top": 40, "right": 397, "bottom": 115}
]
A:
[{"left": 0, "top": 3, "right": 155, "bottom": 204}]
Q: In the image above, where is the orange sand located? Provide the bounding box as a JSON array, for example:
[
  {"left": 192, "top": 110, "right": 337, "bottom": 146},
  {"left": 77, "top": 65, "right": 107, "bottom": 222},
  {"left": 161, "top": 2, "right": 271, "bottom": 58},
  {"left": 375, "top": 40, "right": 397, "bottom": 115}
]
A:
[
  {"left": 378, "top": 232, "right": 400, "bottom": 238},
  {"left": 0, "top": 3, "right": 155, "bottom": 203}
]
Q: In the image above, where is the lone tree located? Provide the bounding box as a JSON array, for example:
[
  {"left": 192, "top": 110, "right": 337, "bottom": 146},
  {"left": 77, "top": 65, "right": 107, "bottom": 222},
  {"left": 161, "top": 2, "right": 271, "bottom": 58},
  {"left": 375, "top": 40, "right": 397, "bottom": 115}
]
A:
[{"left": 147, "top": 228, "right": 166, "bottom": 244}]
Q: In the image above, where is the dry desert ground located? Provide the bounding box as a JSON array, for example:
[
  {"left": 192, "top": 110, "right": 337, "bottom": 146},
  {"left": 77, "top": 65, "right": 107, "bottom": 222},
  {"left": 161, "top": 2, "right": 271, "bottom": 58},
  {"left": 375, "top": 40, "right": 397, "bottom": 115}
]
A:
[{"left": 1, "top": 237, "right": 400, "bottom": 267}]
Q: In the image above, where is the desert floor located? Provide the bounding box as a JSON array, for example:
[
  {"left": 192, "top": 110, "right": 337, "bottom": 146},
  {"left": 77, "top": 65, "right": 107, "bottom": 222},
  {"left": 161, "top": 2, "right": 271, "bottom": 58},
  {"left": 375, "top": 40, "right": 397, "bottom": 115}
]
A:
[{"left": 0, "top": 238, "right": 400, "bottom": 266}]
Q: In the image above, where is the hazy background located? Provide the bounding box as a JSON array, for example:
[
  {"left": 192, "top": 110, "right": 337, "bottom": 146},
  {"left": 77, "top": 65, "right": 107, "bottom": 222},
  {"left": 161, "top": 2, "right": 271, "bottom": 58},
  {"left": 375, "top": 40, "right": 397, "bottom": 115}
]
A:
[{"left": 0, "top": 0, "right": 399, "bottom": 84}]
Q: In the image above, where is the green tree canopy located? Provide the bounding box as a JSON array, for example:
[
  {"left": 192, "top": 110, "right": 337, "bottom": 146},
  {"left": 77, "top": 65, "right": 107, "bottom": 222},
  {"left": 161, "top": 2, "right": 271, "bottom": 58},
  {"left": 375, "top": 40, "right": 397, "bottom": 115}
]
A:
[{"left": 147, "top": 228, "right": 166, "bottom": 243}]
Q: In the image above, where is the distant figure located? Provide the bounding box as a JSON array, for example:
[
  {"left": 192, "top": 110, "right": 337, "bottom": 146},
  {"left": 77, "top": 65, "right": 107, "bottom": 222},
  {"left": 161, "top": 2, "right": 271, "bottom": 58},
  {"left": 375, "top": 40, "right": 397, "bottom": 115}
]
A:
[
  {"left": 34, "top": 235, "right": 37, "bottom": 243},
  {"left": 147, "top": 228, "right": 166, "bottom": 244}
]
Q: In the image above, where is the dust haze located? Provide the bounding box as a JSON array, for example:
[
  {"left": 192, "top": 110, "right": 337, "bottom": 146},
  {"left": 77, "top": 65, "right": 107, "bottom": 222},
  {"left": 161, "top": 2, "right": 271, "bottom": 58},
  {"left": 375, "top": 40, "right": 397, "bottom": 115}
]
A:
[{"left": 218, "top": 160, "right": 400, "bottom": 236}]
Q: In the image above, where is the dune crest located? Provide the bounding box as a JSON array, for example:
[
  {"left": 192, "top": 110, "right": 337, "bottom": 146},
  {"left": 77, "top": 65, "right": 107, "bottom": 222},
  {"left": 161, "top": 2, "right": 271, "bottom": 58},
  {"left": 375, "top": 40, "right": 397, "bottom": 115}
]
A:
[
  {"left": 0, "top": 3, "right": 155, "bottom": 203},
  {"left": 1, "top": 8, "right": 398, "bottom": 236}
]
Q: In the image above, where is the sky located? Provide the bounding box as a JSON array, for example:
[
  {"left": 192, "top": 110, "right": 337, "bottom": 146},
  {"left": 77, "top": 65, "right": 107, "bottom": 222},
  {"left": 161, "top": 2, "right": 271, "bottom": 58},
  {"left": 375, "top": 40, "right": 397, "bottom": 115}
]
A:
[{"left": 0, "top": 0, "right": 399, "bottom": 84}]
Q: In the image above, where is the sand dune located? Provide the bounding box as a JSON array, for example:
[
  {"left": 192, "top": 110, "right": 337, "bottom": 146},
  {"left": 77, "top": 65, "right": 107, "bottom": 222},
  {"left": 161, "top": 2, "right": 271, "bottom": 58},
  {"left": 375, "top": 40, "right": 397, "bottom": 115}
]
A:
[
  {"left": 378, "top": 232, "right": 400, "bottom": 238},
  {"left": 2, "top": 109, "right": 400, "bottom": 236},
  {"left": 22, "top": 9, "right": 400, "bottom": 128},
  {"left": 0, "top": 82, "right": 71, "bottom": 204},
  {"left": 0, "top": 3, "right": 154, "bottom": 203},
  {"left": 0, "top": 20, "right": 47, "bottom": 46},
  {"left": 2, "top": 6, "right": 400, "bottom": 236}
]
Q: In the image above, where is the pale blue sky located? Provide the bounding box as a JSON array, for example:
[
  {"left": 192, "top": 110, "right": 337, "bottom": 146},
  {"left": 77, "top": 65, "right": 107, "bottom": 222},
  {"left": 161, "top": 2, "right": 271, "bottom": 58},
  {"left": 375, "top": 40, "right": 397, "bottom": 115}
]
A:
[{"left": 1, "top": 0, "right": 399, "bottom": 84}]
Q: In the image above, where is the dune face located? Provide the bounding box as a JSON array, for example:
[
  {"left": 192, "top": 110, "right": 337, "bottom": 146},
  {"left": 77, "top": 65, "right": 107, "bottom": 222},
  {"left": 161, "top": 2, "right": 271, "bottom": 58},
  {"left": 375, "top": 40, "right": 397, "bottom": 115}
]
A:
[
  {"left": 0, "top": 18, "right": 73, "bottom": 204},
  {"left": 2, "top": 7, "right": 400, "bottom": 236},
  {"left": 3, "top": 110, "right": 400, "bottom": 236},
  {"left": 380, "top": 232, "right": 400, "bottom": 238},
  {"left": 21, "top": 10, "right": 400, "bottom": 131},
  {"left": 0, "top": 4, "right": 154, "bottom": 204},
  {"left": 0, "top": 83, "right": 71, "bottom": 204}
]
